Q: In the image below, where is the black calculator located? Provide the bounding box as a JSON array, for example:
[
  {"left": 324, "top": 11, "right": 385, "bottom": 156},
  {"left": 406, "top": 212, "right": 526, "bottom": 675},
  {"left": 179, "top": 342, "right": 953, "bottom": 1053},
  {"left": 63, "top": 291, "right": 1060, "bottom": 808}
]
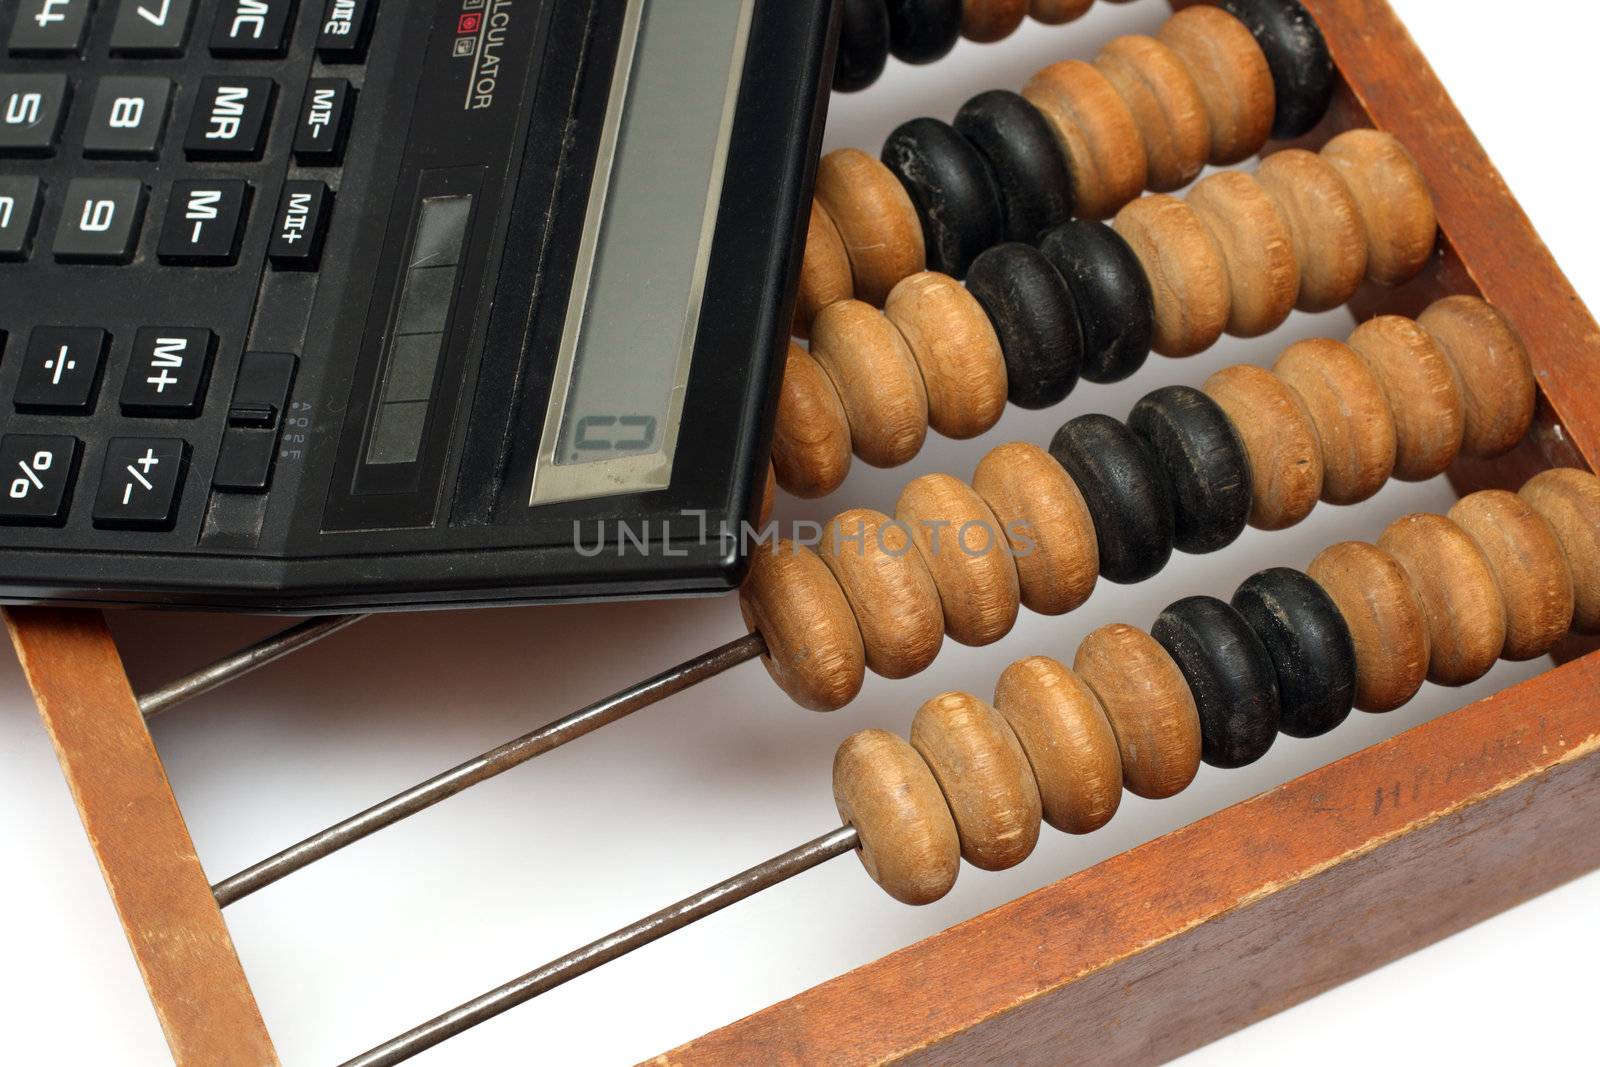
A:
[{"left": 0, "top": 0, "right": 833, "bottom": 610}]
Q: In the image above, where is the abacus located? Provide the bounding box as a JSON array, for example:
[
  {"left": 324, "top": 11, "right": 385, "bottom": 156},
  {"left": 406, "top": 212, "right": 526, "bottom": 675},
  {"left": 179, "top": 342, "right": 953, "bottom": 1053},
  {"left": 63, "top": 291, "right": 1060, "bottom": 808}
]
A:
[{"left": 7, "top": 1, "right": 1600, "bottom": 1064}]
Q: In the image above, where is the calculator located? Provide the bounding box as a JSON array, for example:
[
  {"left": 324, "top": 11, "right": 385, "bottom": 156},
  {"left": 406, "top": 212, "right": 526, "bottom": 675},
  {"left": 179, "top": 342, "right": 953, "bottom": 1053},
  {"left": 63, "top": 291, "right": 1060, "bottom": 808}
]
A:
[{"left": 0, "top": 0, "right": 834, "bottom": 610}]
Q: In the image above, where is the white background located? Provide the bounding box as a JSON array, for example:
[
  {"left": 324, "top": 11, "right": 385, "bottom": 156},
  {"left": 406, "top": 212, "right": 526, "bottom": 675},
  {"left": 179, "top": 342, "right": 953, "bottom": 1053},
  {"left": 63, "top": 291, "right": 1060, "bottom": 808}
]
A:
[{"left": 2, "top": 1, "right": 1597, "bottom": 1064}]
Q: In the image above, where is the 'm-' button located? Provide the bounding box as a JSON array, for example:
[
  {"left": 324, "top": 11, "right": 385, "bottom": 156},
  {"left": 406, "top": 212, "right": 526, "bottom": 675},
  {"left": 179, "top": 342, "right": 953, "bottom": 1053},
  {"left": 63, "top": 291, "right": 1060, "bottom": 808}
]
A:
[{"left": 158, "top": 179, "right": 250, "bottom": 265}]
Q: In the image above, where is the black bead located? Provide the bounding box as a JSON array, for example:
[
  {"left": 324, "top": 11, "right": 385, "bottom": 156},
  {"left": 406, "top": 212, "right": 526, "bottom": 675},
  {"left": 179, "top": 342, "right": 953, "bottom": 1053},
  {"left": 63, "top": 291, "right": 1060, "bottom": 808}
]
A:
[
  {"left": 1219, "top": 0, "right": 1334, "bottom": 139},
  {"left": 1231, "top": 568, "right": 1357, "bottom": 738},
  {"left": 1048, "top": 414, "right": 1174, "bottom": 584},
  {"left": 966, "top": 243, "right": 1084, "bottom": 409},
  {"left": 834, "top": 0, "right": 891, "bottom": 93},
  {"left": 1038, "top": 221, "right": 1153, "bottom": 384},
  {"left": 881, "top": 117, "right": 1003, "bottom": 277},
  {"left": 1128, "top": 386, "right": 1252, "bottom": 555},
  {"left": 1152, "top": 596, "right": 1281, "bottom": 769},
  {"left": 953, "top": 90, "right": 1075, "bottom": 243},
  {"left": 886, "top": 0, "right": 962, "bottom": 65}
]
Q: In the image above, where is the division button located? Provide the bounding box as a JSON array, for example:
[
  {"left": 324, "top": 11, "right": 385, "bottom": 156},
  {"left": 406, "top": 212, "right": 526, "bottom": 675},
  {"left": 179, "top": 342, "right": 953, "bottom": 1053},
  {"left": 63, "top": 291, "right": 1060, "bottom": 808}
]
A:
[
  {"left": 158, "top": 179, "right": 250, "bottom": 264},
  {"left": 0, "top": 434, "right": 79, "bottom": 525},
  {"left": 0, "top": 176, "right": 43, "bottom": 260},
  {"left": 120, "top": 327, "right": 216, "bottom": 416},
  {"left": 54, "top": 178, "right": 147, "bottom": 262},
  {"left": 184, "top": 76, "right": 275, "bottom": 160},
  {"left": 268, "top": 180, "right": 331, "bottom": 268},
  {"left": 14, "top": 327, "right": 108, "bottom": 412},
  {"left": 110, "top": 0, "right": 197, "bottom": 55},
  {"left": 0, "top": 74, "right": 70, "bottom": 155},
  {"left": 317, "top": 0, "right": 375, "bottom": 60},
  {"left": 84, "top": 77, "right": 174, "bottom": 158},
  {"left": 293, "top": 78, "right": 354, "bottom": 164},
  {"left": 8, "top": 0, "right": 92, "bottom": 54},
  {"left": 210, "top": 0, "right": 296, "bottom": 56},
  {"left": 93, "top": 437, "right": 188, "bottom": 529}
]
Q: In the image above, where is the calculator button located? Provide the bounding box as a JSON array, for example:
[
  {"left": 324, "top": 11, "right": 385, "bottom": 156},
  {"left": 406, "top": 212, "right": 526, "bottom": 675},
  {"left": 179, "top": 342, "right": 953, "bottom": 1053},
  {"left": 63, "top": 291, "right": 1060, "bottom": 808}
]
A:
[
  {"left": 211, "top": 0, "right": 296, "bottom": 57},
  {"left": 269, "top": 180, "right": 330, "bottom": 268},
  {"left": 316, "top": 0, "right": 375, "bottom": 60},
  {"left": 8, "top": 0, "right": 92, "bottom": 54},
  {"left": 214, "top": 351, "right": 296, "bottom": 491},
  {"left": 84, "top": 77, "right": 174, "bottom": 159},
  {"left": 0, "top": 435, "right": 79, "bottom": 526},
  {"left": 14, "top": 327, "right": 108, "bottom": 413},
  {"left": 0, "top": 74, "right": 70, "bottom": 155},
  {"left": 93, "top": 437, "right": 188, "bottom": 529},
  {"left": 54, "top": 178, "right": 147, "bottom": 263},
  {"left": 158, "top": 179, "right": 250, "bottom": 264},
  {"left": 184, "top": 77, "right": 275, "bottom": 160},
  {"left": 110, "top": 0, "right": 197, "bottom": 55},
  {"left": 120, "top": 327, "right": 215, "bottom": 416},
  {"left": 0, "top": 176, "right": 44, "bottom": 260},
  {"left": 293, "top": 79, "right": 354, "bottom": 165}
]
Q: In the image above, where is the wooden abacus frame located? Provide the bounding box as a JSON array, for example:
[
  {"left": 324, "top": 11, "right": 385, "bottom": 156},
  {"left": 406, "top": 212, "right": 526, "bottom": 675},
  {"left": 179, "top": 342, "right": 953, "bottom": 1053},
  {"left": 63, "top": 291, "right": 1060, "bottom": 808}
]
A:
[{"left": 7, "top": 1, "right": 1600, "bottom": 1064}]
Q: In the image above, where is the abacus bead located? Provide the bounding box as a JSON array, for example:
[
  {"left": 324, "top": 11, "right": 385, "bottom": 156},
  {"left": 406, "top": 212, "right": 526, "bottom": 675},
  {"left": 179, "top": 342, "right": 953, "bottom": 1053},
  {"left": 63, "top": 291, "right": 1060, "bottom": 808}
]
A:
[
  {"left": 1024, "top": 60, "right": 1148, "bottom": 220},
  {"left": 972, "top": 442, "right": 1099, "bottom": 616},
  {"left": 1095, "top": 35, "right": 1210, "bottom": 193},
  {"left": 771, "top": 344, "right": 852, "bottom": 499},
  {"left": 1185, "top": 171, "right": 1299, "bottom": 338},
  {"left": 794, "top": 201, "right": 854, "bottom": 340},
  {"left": 1112, "top": 194, "right": 1229, "bottom": 358},
  {"left": 1127, "top": 385, "right": 1251, "bottom": 555},
  {"left": 961, "top": 0, "right": 1028, "bottom": 43},
  {"left": 1049, "top": 414, "right": 1176, "bottom": 584},
  {"left": 887, "top": 0, "right": 962, "bottom": 65},
  {"left": 1218, "top": 0, "right": 1334, "bottom": 139},
  {"left": 759, "top": 463, "right": 776, "bottom": 527},
  {"left": 1231, "top": 567, "right": 1357, "bottom": 738},
  {"left": 740, "top": 541, "right": 865, "bottom": 711},
  {"left": 1306, "top": 542, "right": 1430, "bottom": 713},
  {"left": 1157, "top": 5, "right": 1275, "bottom": 166},
  {"left": 993, "top": 656, "right": 1122, "bottom": 834},
  {"left": 1347, "top": 315, "right": 1464, "bottom": 482},
  {"left": 885, "top": 272, "right": 1008, "bottom": 439},
  {"left": 1254, "top": 149, "right": 1367, "bottom": 313},
  {"left": 954, "top": 90, "right": 1075, "bottom": 242},
  {"left": 834, "top": 0, "right": 892, "bottom": 93},
  {"left": 814, "top": 148, "right": 926, "bottom": 306},
  {"left": 1416, "top": 296, "right": 1536, "bottom": 460},
  {"left": 897, "top": 473, "right": 1022, "bottom": 646},
  {"left": 819, "top": 509, "right": 945, "bottom": 680},
  {"left": 911, "top": 692, "right": 1042, "bottom": 870},
  {"left": 1202, "top": 364, "right": 1323, "bottom": 531},
  {"left": 809, "top": 300, "right": 929, "bottom": 468},
  {"left": 1321, "top": 130, "right": 1437, "bottom": 286},
  {"left": 882, "top": 117, "right": 1004, "bottom": 278},
  {"left": 966, "top": 243, "right": 1084, "bottom": 409},
  {"left": 1038, "top": 220, "right": 1154, "bottom": 384},
  {"left": 833, "top": 730, "right": 960, "bottom": 905},
  {"left": 1153, "top": 596, "right": 1280, "bottom": 768},
  {"left": 1519, "top": 469, "right": 1600, "bottom": 634},
  {"left": 1074, "top": 623, "right": 1202, "bottom": 799},
  {"left": 1378, "top": 514, "right": 1507, "bottom": 687},
  {"left": 1448, "top": 491, "right": 1574, "bottom": 661},
  {"left": 1029, "top": 0, "right": 1092, "bottom": 24},
  {"left": 1272, "top": 339, "right": 1396, "bottom": 506}
]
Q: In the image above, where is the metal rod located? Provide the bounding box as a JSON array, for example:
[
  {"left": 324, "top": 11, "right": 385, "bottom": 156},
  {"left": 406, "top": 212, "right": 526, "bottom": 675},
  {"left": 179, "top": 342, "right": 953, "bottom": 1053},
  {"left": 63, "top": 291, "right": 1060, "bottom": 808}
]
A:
[
  {"left": 139, "top": 614, "right": 369, "bottom": 719},
  {"left": 339, "top": 825, "right": 860, "bottom": 1067},
  {"left": 212, "top": 631, "right": 768, "bottom": 907}
]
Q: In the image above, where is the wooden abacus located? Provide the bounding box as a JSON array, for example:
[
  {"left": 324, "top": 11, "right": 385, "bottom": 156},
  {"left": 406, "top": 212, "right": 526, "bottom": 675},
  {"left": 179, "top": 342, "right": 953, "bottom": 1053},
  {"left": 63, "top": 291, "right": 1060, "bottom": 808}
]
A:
[{"left": 7, "top": 0, "right": 1600, "bottom": 1064}]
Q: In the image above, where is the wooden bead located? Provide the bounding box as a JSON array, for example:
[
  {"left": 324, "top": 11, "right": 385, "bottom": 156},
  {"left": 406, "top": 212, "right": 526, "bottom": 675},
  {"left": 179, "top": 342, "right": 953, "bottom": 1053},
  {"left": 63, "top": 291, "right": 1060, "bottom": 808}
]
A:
[
  {"left": 740, "top": 541, "right": 865, "bottom": 711},
  {"left": 1378, "top": 514, "right": 1506, "bottom": 687},
  {"left": 965, "top": 243, "right": 1083, "bottom": 409},
  {"left": 972, "top": 442, "right": 1098, "bottom": 616},
  {"left": 814, "top": 148, "right": 926, "bottom": 306},
  {"left": 771, "top": 344, "right": 852, "bottom": 499},
  {"left": 809, "top": 300, "right": 929, "bottom": 469},
  {"left": 911, "top": 692, "right": 1042, "bottom": 871},
  {"left": 1255, "top": 149, "right": 1367, "bottom": 313},
  {"left": 882, "top": 117, "right": 1004, "bottom": 278},
  {"left": 1028, "top": 0, "right": 1092, "bottom": 23},
  {"left": 1202, "top": 364, "right": 1323, "bottom": 531},
  {"left": 1095, "top": 35, "right": 1210, "bottom": 193},
  {"left": 887, "top": 0, "right": 963, "bottom": 65},
  {"left": 896, "top": 473, "right": 1021, "bottom": 646},
  {"left": 961, "top": 0, "right": 1027, "bottom": 43},
  {"left": 1321, "top": 129, "right": 1437, "bottom": 287},
  {"left": 1272, "top": 338, "right": 1396, "bottom": 506},
  {"left": 1112, "top": 193, "right": 1229, "bottom": 358},
  {"left": 1158, "top": 5, "right": 1274, "bottom": 166},
  {"left": 759, "top": 463, "right": 775, "bottom": 527},
  {"left": 794, "top": 201, "right": 853, "bottom": 340},
  {"left": 954, "top": 89, "right": 1075, "bottom": 243},
  {"left": 1519, "top": 469, "right": 1600, "bottom": 634},
  {"left": 1185, "top": 171, "right": 1299, "bottom": 338},
  {"left": 1347, "top": 315, "right": 1463, "bottom": 482},
  {"left": 1152, "top": 596, "right": 1280, "bottom": 769},
  {"left": 834, "top": 0, "right": 891, "bottom": 93},
  {"left": 1307, "top": 542, "right": 1430, "bottom": 713},
  {"left": 1127, "top": 385, "right": 1251, "bottom": 555},
  {"left": 819, "top": 509, "right": 945, "bottom": 680},
  {"left": 1024, "top": 60, "right": 1149, "bottom": 220},
  {"left": 884, "top": 272, "right": 1008, "bottom": 439},
  {"left": 1074, "top": 623, "right": 1202, "bottom": 800},
  {"left": 1448, "top": 491, "right": 1574, "bottom": 662},
  {"left": 1038, "top": 220, "right": 1154, "bottom": 384},
  {"left": 1049, "top": 414, "right": 1175, "bottom": 584},
  {"left": 992, "top": 656, "right": 1121, "bottom": 835},
  {"left": 1231, "top": 567, "right": 1357, "bottom": 739},
  {"left": 833, "top": 730, "right": 959, "bottom": 905},
  {"left": 1417, "top": 296, "right": 1536, "bottom": 459},
  {"left": 1219, "top": 0, "right": 1334, "bottom": 139}
]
